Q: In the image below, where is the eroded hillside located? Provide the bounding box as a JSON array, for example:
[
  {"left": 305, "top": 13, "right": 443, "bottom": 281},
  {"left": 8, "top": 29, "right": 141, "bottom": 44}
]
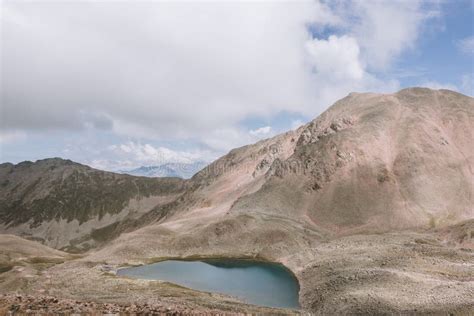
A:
[{"left": 0, "top": 158, "right": 186, "bottom": 251}]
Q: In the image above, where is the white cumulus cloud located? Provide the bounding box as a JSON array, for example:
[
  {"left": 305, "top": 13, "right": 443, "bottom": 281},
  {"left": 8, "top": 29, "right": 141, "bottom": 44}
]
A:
[
  {"left": 89, "top": 141, "right": 216, "bottom": 171},
  {"left": 0, "top": 0, "right": 443, "bottom": 163},
  {"left": 306, "top": 35, "right": 364, "bottom": 80},
  {"left": 344, "top": 0, "right": 440, "bottom": 70},
  {"left": 249, "top": 126, "right": 272, "bottom": 138}
]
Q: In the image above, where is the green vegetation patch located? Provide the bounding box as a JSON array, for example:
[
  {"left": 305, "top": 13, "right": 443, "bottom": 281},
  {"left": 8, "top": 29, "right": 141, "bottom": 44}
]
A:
[
  {"left": 26, "top": 256, "right": 65, "bottom": 264},
  {"left": 0, "top": 262, "right": 13, "bottom": 273}
]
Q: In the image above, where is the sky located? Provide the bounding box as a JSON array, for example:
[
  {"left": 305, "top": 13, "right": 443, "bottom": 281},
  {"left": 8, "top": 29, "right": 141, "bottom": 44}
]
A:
[{"left": 1, "top": 0, "right": 473, "bottom": 171}]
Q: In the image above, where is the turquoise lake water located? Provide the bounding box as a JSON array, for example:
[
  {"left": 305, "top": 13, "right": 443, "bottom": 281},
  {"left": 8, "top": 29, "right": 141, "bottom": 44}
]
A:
[{"left": 116, "top": 259, "right": 300, "bottom": 309}]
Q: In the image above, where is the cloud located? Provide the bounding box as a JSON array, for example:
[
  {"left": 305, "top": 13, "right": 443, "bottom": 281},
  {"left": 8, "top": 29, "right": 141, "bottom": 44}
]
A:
[
  {"left": 0, "top": 130, "right": 26, "bottom": 144},
  {"left": 306, "top": 35, "right": 364, "bottom": 80},
  {"left": 456, "top": 36, "right": 474, "bottom": 55},
  {"left": 419, "top": 81, "right": 459, "bottom": 91},
  {"left": 199, "top": 126, "right": 277, "bottom": 153},
  {"left": 1, "top": 0, "right": 440, "bottom": 157},
  {"left": 1, "top": 1, "right": 320, "bottom": 137},
  {"left": 249, "top": 126, "right": 272, "bottom": 138},
  {"left": 343, "top": 0, "right": 439, "bottom": 70},
  {"left": 291, "top": 120, "right": 305, "bottom": 130},
  {"left": 109, "top": 142, "right": 206, "bottom": 164},
  {"left": 304, "top": 34, "right": 399, "bottom": 108},
  {"left": 418, "top": 74, "right": 474, "bottom": 97},
  {"left": 461, "top": 74, "right": 474, "bottom": 95},
  {"left": 89, "top": 141, "right": 215, "bottom": 171}
]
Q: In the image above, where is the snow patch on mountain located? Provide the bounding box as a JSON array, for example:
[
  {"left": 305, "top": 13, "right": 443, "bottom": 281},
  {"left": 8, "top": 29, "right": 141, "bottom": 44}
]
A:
[{"left": 119, "top": 161, "right": 208, "bottom": 179}]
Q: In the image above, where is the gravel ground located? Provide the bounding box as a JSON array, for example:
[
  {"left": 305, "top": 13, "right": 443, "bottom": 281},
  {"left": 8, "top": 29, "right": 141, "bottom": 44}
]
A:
[{"left": 0, "top": 294, "right": 259, "bottom": 315}]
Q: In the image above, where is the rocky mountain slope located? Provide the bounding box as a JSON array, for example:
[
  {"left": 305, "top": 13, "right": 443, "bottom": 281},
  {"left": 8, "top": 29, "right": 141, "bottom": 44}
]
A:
[
  {"left": 0, "top": 158, "right": 186, "bottom": 251},
  {"left": 230, "top": 87, "right": 473, "bottom": 233},
  {"left": 125, "top": 87, "right": 472, "bottom": 247},
  {"left": 0, "top": 87, "right": 472, "bottom": 314}
]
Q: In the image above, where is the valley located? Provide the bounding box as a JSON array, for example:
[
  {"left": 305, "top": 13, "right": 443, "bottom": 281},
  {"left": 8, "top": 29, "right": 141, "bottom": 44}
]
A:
[{"left": 0, "top": 88, "right": 473, "bottom": 314}]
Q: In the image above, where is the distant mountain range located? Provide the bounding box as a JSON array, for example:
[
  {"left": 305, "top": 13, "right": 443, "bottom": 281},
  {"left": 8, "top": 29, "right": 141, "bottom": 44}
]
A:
[{"left": 119, "top": 161, "right": 208, "bottom": 179}]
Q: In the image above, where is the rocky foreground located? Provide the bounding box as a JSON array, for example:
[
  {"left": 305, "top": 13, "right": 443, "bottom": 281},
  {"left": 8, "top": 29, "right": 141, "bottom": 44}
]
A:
[{"left": 0, "top": 294, "right": 188, "bottom": 315}]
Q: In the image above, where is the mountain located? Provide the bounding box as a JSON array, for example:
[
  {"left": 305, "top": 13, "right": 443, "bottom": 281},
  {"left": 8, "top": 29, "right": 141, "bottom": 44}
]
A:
[
  {"left": 165, "top": 87, "right": 472, "bottom": 235},
  {"left": 227, "top": 87, "right": 474, "bottom": 233},
  {"left": 84, "top": 88, "right": 473, "bottom": 313},
  {"left": 0, "top": 158, "right": 186, "bottom": 252},
  {"left": 0, "top": 88, "right": 473, "bottom": 314},
  {"left": 119, "top": 161, "right": 208, "bottom": 179}
]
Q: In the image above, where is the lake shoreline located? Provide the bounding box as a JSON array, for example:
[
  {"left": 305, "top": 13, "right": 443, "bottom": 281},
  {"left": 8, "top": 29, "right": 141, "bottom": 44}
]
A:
[{"left": 116, "top": 259, "right": 301, "bottom": 309}]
